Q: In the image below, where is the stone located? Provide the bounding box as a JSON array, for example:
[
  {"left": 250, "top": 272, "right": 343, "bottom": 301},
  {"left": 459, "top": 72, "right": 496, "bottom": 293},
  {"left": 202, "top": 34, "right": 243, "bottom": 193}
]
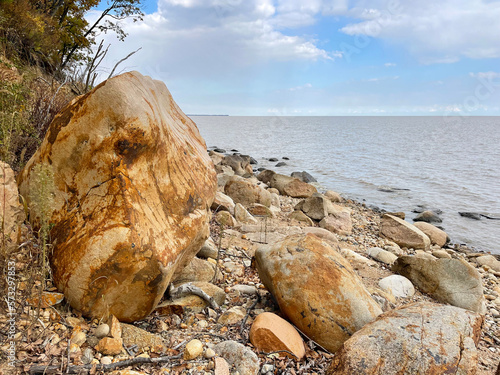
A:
[
  {"left": 172, "top": 257, "right": 215, "bottom": 285},
  {"left": 184, "top": 339, "right": 203, "bottom": 360},
  {"left": 320, "top": 212, "right": 352, "bottom": 236},
  {"left": 211, "top": 192, "right": 235, "bottom": 215},
  {"left": 101, "top": 356, "right": 112, "bottom": 365},
  {"left": 121, "top": 323, "right": 165, "bottom": 353},
  {"left": 95, "top": 337, "right": 123, "bottom": 356},
  {"left": 221, "top": 154, "right": 253, "bottom": 176},
  {"left": 234, "top": 203, "right": 258, "bottom": 224},
  {"left": 108, "top": 315, "right": 121, "bottom": 339},
  {"left": 204, "top": 348, "right": 216, "bottom": 358},
  {"left": 384, "top": 245, "right": 403, "bottom": 256},
  {"left": 218, "top": 306, "right": 246, "bottom": 325},
  {"left": 302, "top": 227, "right": 339, "bottom": 245},
  {"left": 224, "top": 177, "right": 271, "bottom": 207},
  {"left": 380, "top": 214, "right": 431, "bottom": 250},
  {"left": 290, "top": 171, "right": 317, "bottom": 183},
  {"left": 268, "top": 173, "right": 317, "bottom": 198},
  {"left": 392, "top": 256, "right": 485, "bottom": 313},
  {"left": 367, "top": 247, "right": 398, "bottom": 265},
  {"left": 459, "top": 212, "right": 481, "bottom": 220},
  {"left": 0, "top": 161, "right": 24, "bottom": 245},
  {"left": 82, "top": 348, "right": 94, "bottom": 364},
  {"left": 256, "top": 234, "right": 382, "bottom": 353},
  {"left": 340, "top": 249, "right": 377, "bottom": 268},
  {"left": 249, "top": 312, "right": 305, "bottom": 359},
  {"left": 95, "top": 324, "right": 110, "bottom": 339},
  {"left": 157, "top": 281, "right": 225, "bottom": 314},
  {"left": 214, "top": 357, "right": 230, "bottom": 375},
  {"left": 327, "top": 302, "right": 483, "bottom": 375},
  {"left": 301, "top": 194, "right": 329, "bottom": 220},
  {"left": 324, "top": 190, "right": 342, "bottom": 203},
  {"left": 288, "top": 210, "right": 314, "bottom": 226},
  {"left": 413, "top": 221, "right": 449, "bottom": 247},
  {"left": 214, "top": 340, "right": 260, "bottom": 375},
  {"left": 475, "top": 255, "right": 500, "bottom": 273},
  {"left": 257, "top": 169, "right": 276, "bottom": 184},
  {"left": 247, "top": 204, "right": 274, "bottom": 218},
  {"left": 378, "top": 275, "right": 415, "bottom": 298},
  {"left": 197, "top": 237, "right": 218, "bottom": 259},
  {"left": 415, "top": 250, "right": 437, "bottom": 261},
  {"left": 28, "top": 291, "right": 65, "bottom": 309},
  {"left": 215, "top": 211, "right": 238, "bottom": 227},
  {"left": 231, "top": 284, "right": 258, "bottom": 295},
  {"left": 70, "top": 331, "right": 87, "bottom": 346},
  {"left": 432, "top": 249, "right": 451, "bottom": 259},
  {"left": 414, "top": 210, "right": 442, "bottom": 223},
  {"left": 17, "top": 72, "right": 217, "bottom": 322}
]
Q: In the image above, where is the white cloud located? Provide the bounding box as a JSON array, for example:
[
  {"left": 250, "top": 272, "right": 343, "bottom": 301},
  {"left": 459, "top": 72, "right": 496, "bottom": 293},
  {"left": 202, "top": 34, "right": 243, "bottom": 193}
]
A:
[
  {"left": 384, "top": 62, "right": 396, "bottom": 67},
  {"left": 469, "top": 72, "right": 500, "bottom": 80},
  {"left": 340, "top": 0, "right": 500, "bottom": 63},
  {"left": 289, "top": 83, "right": 313, "bottom": 91}
]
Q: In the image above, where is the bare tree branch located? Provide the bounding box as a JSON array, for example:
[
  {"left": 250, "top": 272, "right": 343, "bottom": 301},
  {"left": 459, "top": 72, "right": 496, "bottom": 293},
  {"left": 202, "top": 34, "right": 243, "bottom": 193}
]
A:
[{"left": 107, "top": 47, "right": 142, "bottom": 80}]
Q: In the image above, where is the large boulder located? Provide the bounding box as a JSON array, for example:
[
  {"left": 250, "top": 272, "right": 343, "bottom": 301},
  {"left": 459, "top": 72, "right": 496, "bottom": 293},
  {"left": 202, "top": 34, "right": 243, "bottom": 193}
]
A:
[
  {"left": 301, "top": 193, "right": 329, "bottom": 220},
  {"left": 256, "top": 234, "right": 382, "bottom": 353},
  {"left": 0, "top": 161, "right": 25, "bottom": 246},
  {"left": 268, "top": 173, "right": 317, "bottom": 198},
  {"left": 380, "top": 214, "right": 431, "bottom": 250},
  {"left": 327, "top": 302, "right": 483, "bottom": 375},
  {"left": 224, "top": 177, "right": 271, "bottom": 207},
  {"left": 17, "top": 72, "right": 217, "bottom": 322},
  {"left": 392, "top": 256, "right": 485, "bottom": 313},
  {"left": 320, "top": 204, "right": 352, "bottom": 236},
  {"left": 413, "top": 221, "right": 449, "bottom": 247},
  {"left": 475, "top": 255, "right": 500, "bottom": 272},
  {"left": 221, "top": 154, "right": 253, "bottom": 176}
]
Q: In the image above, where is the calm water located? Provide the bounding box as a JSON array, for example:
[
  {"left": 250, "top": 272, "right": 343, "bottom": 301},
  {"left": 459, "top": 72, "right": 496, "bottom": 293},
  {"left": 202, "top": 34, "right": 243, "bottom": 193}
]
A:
[{"left": 192, "top": 116, "right": 500, "bottom": 255}]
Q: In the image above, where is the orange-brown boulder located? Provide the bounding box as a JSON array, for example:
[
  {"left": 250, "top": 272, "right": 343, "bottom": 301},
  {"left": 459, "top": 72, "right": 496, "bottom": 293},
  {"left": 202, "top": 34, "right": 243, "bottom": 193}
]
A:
[
  {"left": 249, "top": 312, "right": 305, "bottom": 359},
  {"left": 17, "top": 71, "right": 217, "bottom": 322},
  {"left": 255, "top": 233, "right": 382, "bottom": 353},
  {"left": 327, "top": 302, "right": 483, "bottom": 374}
]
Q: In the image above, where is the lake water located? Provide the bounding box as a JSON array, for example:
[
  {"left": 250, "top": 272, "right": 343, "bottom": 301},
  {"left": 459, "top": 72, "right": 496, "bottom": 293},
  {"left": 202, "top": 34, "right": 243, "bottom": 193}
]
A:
[{"left": 193, "top": 116, "right": 500, "bottom": 255}]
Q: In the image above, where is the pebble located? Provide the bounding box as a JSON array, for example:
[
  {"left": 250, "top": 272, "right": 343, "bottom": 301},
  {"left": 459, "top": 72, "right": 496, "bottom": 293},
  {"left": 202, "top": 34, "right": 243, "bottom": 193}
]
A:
[
  {"left": 95, "top": 324, "right": 110, "bottom": 338},
  {"left": 261, "top": 364, "right": 275, "bottom": 374},
  {"left": 231, "top": 284, "right": 259, "bottom": 295},
  {"left": 184, "top": 339, "right": 203, "bottom": 360},
  {"left": 70, "top": 331, "right": 86, "bottom": 346},
  {"left": 101, "top": 356, "right": 112, "bottom": 365},
  {"left": 204, "top": 348, "right": 216, "bottom": 358},
  {"left": 82, "top": 348, "right": 94, "bottom": 364}
]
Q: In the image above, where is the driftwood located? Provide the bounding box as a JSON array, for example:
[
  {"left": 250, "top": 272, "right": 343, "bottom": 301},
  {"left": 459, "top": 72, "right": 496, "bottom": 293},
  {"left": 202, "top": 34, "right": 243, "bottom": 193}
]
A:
[
  {"left": 169, "top": 282, "right": 220, "bottom": 311},
  {"left": 29, "top": 354, "right": 183, "bottom": 374}
]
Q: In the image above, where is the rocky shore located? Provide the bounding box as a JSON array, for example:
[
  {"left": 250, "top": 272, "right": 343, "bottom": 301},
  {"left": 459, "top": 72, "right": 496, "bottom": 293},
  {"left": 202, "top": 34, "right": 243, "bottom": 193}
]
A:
[{"left": 1, "top": 72, "right": 499, "bottom": 374}]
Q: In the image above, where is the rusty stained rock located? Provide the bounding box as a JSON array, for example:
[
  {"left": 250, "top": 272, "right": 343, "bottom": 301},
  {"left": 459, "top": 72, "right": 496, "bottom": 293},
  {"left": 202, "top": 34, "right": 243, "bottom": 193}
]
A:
[
  {"left": 17, "top": 71, "right": 217, "bottom": 322},
  {"left": 256, "top": 233, "right": 382, "bottom": 353},
  {"left": 327, "top": 302, "right": 484, "bottom": 375}
]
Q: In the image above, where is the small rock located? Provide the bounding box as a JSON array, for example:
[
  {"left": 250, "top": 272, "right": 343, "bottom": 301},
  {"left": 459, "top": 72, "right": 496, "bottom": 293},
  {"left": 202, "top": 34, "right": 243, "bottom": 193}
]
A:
[
  {"left": 218, "top": 306, "right": 247, "bottom": 325},
  {"left": 476, "top": 255, "right": 500, "bottom": 273},
  {"left": 197, "top": 237, "right": 219, "bottom": 259},
  {"left": 432, "top": 249, "right": 451, "bottom": 259},
  {"left": 414, "top": 210, "right": 442, "bottom": 223},
  {"left": 82, "top": 348, "right": 94, "bottom": 364},
  {"left": 231, "top": 284, "right": 259, "bottom": 295},
  {"left": 367, "top": 247, "right": 398, "bottom": 265},
  {"left": 324, "top": 190, "right": 342, "bottom": 203},
  {"left": 249, "top": 312, "right": 305, "bottom": 359},
  {"left": 121, "top": 323, "right": 165, "bottom": 353},
  {"left": 459, "top": 212, "right": 481, "bottom": 220},
  {"left": 95, "top": 337, "right": 123, "bottom": 356},
  {"left": 101, "top": 356, "right": 113, "bottom": 365},
  {"left": 204, "top": 348, "right": 216, "bottom": 358},
  {"left": 184, "top": 339, "right": 203, "bottom": 360},
  {"left": 413, "top": 222, "right": 449, "bottom": 247},
  {"left": 95, "top": 324, "right": 110, "bottom": 339},
  {"left": 380, "top": 214, "right": 430, "bottom": 250},
  {"left": 261, "top": 364, "right": 275, "bottom": 374},
  {"left": 70, "top": 331, "right": 87, "bottom": 346},
  {"left": 235, "top": 203, "right": 258, "bottom": 224},
  {"left": 290, "top": 171, "right": 317, "bottom": 183},
  {"left": 214, "top": 357, "right": 230, "bottom": 375},
  {"left": 275, "top": 162, "right": 287, "bottom": 167},
  {"left": 216, "top": 211, "right": 238, "bottom": 227},
  {"left": 214, "top": 340, "right": 260, "bottom": 375},
  {"left": 108, "top": 315, "right": 122, "bottom": 339},
  {"left": 340, "top": 249, "right": 377, "bottom": 269},
  {"left": 211, "top": 191, "right": 236, "bottom": 215},
  {"left": 288, "top": 210, "right": 314, "bottom": 226},
  {"left": 378, "top": 275, "right": 415, "bottom": 298}
]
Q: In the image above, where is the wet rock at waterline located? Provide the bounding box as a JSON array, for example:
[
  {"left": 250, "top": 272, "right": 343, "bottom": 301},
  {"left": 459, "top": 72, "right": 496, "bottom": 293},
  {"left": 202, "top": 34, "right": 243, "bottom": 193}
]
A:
[
  {"left": 255, "top": 233, "right": 382, "bottom": 353},
  {"left": 17, "top": 72, "right": 217, "bottom": 322},
  {"left": 380, "top": 214, "right": 431, "bottom": 250}
]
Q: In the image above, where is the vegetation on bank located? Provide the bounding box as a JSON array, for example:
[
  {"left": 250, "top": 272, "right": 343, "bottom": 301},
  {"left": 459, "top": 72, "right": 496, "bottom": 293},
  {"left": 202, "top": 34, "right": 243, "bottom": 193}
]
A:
[{"left": 0, "top": 0, "right": 144, "bottom": 171}]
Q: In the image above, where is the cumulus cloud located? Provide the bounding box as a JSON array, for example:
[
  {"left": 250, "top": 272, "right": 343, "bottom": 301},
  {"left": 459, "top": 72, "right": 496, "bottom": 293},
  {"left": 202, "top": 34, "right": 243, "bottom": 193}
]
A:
[{"left": 339, "top": 0, "right": 500, "bottom": 63}]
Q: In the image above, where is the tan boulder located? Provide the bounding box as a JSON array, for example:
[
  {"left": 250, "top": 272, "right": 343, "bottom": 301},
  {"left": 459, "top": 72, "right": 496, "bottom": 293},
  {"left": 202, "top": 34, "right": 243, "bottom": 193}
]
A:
[
  {"left": 172, "top": 257, "right": 216, "bottom": 285},
  {"left": 392, "top": 256, "right": 485, "bottom": 313},
  {"left": 475, "top": 255, "right": 500, "bottom": 272},
  {"left": 413, "top": 221, "right": 449, "bottom": 247},
  {"left": 234, "top": 203, "right": 258, "bottom": 224},
  {"left": 324, "top": 190, "right": 342, "bottom": 203},
  {"left": 380, "top": 214, "right": 430, "bottom": 250},
  {"left": 320, "top": 211, "right": 352, "bottom": 236},
  {"left": 268, "top": 173, "right": 317, "bottom": 198},
  {"left": 17, "top": 72, "right": 217, "bottom": 322},
  {"left": 121, "top": 323, "right": 165, "bottom": 353},
  {"left": 211, "top": 191, "right": 235, "bottom": 215},
  {"left": 328, "top": 302, "right": 483, "bottom": 375},
  {"left": 288, "top": 210, "right": 314, "bottom": 226},
  {"left": 249, "top": 312, "right": 305, "bottom": 359},
  {"left": 0, "top": 161, "right": 24, "bottom": 245},
  {"left": 215, "top": 210, "right": 238, "bottom": 227},
  {"left": 224, "top": 177, "right": 271, "bottom": 207},
  {"left": 95, "top": 337, "right": 123, "bottom": 356},
  {"left": 256, "top": 234, "right": 382, "bottom": 353},
  {"left": 247, "top": 203, "right": 274, "bottom": 218}
]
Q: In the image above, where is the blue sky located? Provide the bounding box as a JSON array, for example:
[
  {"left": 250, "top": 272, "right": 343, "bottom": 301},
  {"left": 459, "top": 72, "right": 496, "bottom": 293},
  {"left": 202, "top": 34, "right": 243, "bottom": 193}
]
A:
[{"left": 92, "top": 0, "right": 500, "bottom": 115}]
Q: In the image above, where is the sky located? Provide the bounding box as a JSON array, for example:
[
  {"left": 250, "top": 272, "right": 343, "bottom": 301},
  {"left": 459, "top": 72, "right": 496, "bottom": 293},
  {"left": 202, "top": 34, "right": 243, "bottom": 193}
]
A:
[{"left": 91, "top": 0, "right": 500, "bottom": 116}]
